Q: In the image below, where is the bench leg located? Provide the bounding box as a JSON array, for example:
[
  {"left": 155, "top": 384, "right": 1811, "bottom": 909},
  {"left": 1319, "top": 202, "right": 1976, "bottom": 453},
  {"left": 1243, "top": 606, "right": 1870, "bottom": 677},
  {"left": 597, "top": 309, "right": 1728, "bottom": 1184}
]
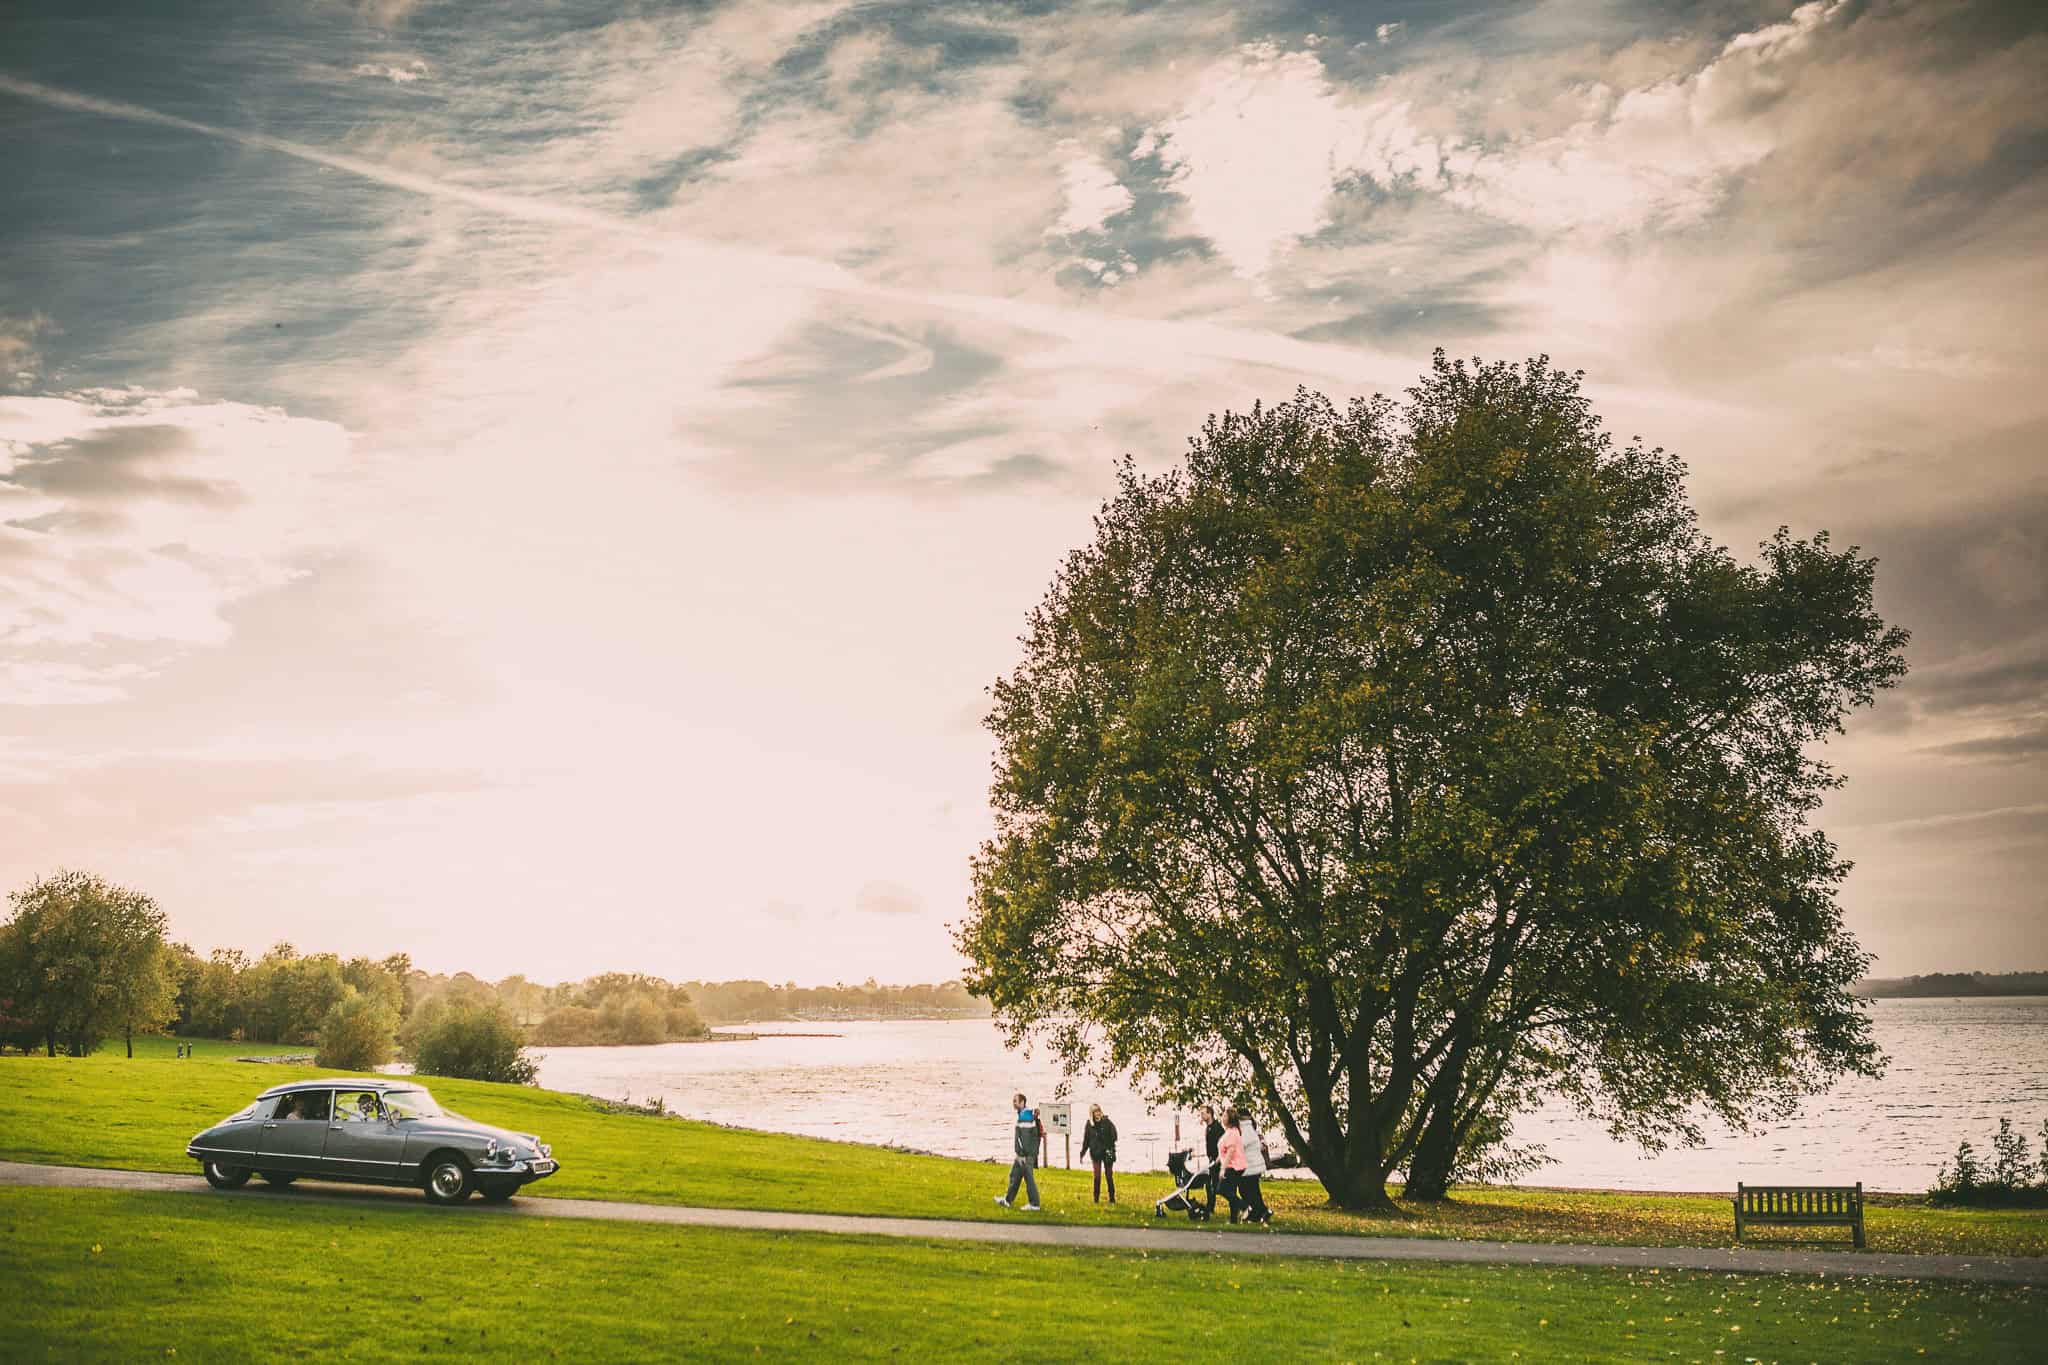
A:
[{"left": 1853, "top": 1219, "right": 1864, "bottom": 1249}]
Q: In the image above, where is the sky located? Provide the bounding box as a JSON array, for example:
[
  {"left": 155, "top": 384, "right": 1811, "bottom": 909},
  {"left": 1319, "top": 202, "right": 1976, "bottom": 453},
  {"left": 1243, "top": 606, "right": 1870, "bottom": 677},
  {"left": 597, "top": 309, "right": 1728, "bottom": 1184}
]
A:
[{"left": 0, "top": 0, "right": 2042, "bottom": 984}]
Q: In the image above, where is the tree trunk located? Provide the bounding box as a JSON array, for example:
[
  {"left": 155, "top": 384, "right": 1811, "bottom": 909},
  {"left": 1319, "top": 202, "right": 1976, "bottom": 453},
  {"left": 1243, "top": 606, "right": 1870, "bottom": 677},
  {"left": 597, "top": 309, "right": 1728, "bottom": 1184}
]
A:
[
  {"left": 125, "top": 1023, "right": 133, "bottom": 1059},
  {"left": 1402, "top": 1090, "right": 1463, "bottom": 1201},
  {"left": 1403, "top": 1137, "right": 1455, "bottom": 1202},
  {"left": 44, "top": 1027, "right": 55, "bottom": 1058},
  {"left": 1313, "top": 1163, "right": 1401, "bottom": 1213}
]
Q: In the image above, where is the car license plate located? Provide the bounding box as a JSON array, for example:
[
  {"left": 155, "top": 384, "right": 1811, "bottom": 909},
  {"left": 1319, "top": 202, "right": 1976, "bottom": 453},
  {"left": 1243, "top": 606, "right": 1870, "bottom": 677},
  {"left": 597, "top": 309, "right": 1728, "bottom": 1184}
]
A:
[{"left": 532, "top": 1159, "right": 556, "bottom": 1175}]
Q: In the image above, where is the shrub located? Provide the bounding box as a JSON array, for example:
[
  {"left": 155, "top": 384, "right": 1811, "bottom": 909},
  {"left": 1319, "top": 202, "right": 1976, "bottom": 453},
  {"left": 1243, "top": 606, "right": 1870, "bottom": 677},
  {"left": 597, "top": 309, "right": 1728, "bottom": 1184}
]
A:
[
  {"left": 1931, "top": 1120, "right": 2048, "bottom": 1207},
  {"left": 530, "top": 1005, "right": 602, "bottom": 1047},
  {"left": 665, "top": 1001, "right": 706, "bottom": 1039},
  {"left": 1991, "top": 1117, "right": 2033, "bottom": 1190},
  {"left": 1934, "top": 1139, "right": 1982, "bottom": 1200},
  {"left": 531, "top": 995, "right": 706, "bottom": 1046},
  {"left": 404, "top": 1000, "right": 537, "bottom": 1085},
  {"left": 314, "top": 989, "right": 398, "bottom": 1071},
  {"left": 598, "top": 993, "right": 667, "bottom": 1045}
]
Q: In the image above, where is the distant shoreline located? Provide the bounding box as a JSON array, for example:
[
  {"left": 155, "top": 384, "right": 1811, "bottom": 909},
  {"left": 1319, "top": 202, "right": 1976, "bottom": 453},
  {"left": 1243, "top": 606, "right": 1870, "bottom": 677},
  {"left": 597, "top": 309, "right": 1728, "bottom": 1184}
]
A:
[
  {"left": 530, "top": 1029, "right": 846, "bottom": 1049},
  {"left": 1857, "top": 980, "right": 2048, "bottom": 999}
]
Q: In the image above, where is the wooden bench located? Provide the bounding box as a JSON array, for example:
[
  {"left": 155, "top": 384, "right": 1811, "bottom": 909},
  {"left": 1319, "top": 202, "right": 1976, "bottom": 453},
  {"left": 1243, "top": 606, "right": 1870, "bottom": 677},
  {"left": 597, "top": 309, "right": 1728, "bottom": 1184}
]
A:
[{"left": 1733, "top": 1182, "right": 1864, "bottom": 1248}]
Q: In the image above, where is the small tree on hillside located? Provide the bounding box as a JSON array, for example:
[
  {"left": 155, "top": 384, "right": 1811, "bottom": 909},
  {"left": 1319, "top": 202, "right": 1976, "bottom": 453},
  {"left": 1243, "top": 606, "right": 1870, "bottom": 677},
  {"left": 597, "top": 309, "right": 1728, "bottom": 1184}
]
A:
[
  {"left": 316, "top": 987, "right": 400, "bottom": 1071},
  {"left": 108, "top": 932, "right": 180, "bottom": 1058},
  {"left": 405, "top": 999, "right": 538, "bottom": 1084},
  {"left": 958, "top": 356, "right": 1907, "bottom": 1211},
  {"left": 2, "top": 871, "right": 176, "bottom": 1056}
]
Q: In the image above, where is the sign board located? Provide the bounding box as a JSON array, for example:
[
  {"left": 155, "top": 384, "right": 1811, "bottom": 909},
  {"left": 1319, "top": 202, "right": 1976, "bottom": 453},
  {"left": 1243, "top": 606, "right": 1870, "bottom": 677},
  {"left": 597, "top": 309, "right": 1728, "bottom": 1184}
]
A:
[{"left": 1040, "top": 1101, "right": 1072, "bottom": 1135}]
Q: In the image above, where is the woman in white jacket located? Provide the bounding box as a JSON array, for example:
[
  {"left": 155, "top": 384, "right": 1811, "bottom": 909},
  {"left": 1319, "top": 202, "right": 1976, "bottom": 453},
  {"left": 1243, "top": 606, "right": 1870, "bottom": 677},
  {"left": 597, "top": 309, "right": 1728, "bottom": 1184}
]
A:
[{"left": 1235, "top": 1109, "right": 1273, "bottom": 1224}]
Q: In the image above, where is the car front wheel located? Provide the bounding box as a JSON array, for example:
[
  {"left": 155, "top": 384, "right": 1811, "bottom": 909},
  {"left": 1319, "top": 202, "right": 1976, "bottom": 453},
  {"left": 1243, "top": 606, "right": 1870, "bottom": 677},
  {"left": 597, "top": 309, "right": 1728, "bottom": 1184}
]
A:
[
  {"left": 203, "top": 1160, "right": 251, "bottom": 1190},
  {"left": 423, "top": 1156, "right": 472, "bottom": 1205}
]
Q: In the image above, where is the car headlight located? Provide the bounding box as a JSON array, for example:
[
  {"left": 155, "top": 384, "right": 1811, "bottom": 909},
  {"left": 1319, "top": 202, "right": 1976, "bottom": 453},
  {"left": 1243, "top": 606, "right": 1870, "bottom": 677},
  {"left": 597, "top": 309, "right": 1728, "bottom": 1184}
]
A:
[{"left": 538, "top": 1142, "right": 551, "bottom": 1159}]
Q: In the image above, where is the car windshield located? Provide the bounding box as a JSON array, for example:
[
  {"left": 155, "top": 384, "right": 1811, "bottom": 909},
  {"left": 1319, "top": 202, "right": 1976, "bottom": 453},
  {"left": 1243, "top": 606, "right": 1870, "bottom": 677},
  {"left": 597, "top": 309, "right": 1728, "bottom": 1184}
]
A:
[{"left": 378, "top": 1087, "right": 442, "bottom": 1119}]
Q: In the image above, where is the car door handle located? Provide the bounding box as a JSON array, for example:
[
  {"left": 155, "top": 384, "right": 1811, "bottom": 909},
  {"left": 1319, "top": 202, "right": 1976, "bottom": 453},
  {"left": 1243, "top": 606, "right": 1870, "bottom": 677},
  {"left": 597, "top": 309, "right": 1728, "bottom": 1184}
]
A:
[
  {"left": 329, "top": 1124, "right": 343, "bottom": 1131},
  {"left": 262, "top": 1122, "right": 277, "bottom": 1130}
]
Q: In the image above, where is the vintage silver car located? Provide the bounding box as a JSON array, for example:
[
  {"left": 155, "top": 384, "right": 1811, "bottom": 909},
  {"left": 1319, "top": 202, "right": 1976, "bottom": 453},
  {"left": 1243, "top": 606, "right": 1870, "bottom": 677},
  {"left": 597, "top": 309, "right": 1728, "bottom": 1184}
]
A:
[{"left": 187, "top": 1078, "right": 559, "bottom": 1204}]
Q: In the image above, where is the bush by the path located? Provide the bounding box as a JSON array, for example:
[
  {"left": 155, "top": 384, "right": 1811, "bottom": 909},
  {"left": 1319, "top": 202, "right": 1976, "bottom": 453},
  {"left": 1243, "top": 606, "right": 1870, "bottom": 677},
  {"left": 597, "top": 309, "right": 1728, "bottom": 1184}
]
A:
[{"left": 403, "top": 999, "right": 536, "bottom": 1084}]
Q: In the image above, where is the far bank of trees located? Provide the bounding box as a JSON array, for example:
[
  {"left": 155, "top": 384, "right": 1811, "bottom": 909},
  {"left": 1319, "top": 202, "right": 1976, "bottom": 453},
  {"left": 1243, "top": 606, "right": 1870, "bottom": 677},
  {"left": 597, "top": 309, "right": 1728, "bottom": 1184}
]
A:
[
  {"left": 3, "top": 873, "right": 988, "bottom": 1075},
  {"left": 1860, "top": 972, "right": 2048, "bottom": 998},
  {"left": 683, "top": 979, "right": 990, "bottom": 1024}
]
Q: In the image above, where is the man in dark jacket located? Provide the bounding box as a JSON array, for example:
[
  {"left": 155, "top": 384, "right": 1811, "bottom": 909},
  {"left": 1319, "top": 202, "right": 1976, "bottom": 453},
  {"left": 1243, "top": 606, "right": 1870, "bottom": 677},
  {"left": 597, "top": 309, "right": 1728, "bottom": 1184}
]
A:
[
  {"left": 995, "top": 1092, "right": 1042, "bottom": 1211},
  {"left": 1200, "top": 1104, "right": 1226, "bottom": 1218},
  {"left": 1079, "top": 1105, "right": 1118, "bottom": 1203}
]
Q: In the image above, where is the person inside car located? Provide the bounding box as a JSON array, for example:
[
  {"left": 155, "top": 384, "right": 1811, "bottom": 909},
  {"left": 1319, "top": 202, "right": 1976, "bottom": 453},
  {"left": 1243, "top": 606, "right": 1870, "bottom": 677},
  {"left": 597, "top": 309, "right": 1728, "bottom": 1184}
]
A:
[{"left": 352, "top": 1092, "right": 381, "bottom": 1122}]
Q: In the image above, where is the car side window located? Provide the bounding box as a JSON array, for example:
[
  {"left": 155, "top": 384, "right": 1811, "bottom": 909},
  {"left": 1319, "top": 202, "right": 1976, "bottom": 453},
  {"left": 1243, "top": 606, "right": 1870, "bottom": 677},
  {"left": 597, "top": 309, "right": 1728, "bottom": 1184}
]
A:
[
  {"left": 339, "top": 1090, "right": 383, "bottom": 1121},
  {"left": 296, "top": 1091, "right": 331, "bottom": 1121}
]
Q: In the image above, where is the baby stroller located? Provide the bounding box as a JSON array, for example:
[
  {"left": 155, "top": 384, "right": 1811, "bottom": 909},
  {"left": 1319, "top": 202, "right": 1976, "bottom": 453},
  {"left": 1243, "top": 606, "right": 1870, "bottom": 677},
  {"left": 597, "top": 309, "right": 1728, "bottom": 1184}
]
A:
[{"left": 1153, "top": 1149, "right": 1213, "bottom": 1221}]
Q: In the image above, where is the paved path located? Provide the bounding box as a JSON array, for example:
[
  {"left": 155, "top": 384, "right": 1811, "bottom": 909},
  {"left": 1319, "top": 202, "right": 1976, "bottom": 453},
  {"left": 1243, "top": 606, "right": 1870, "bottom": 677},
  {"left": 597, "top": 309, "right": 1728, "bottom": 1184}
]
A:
[{"left": 5, "top": 1161, "right": 2042, "bottom": 1286}]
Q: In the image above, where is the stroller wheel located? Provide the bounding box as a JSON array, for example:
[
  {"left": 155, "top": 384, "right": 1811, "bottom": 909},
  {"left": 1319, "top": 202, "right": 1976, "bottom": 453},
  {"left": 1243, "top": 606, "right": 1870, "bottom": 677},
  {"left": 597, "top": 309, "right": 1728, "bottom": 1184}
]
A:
[{"left": 1153, "top": 1207, "right": 1165, "bottom": 1218}]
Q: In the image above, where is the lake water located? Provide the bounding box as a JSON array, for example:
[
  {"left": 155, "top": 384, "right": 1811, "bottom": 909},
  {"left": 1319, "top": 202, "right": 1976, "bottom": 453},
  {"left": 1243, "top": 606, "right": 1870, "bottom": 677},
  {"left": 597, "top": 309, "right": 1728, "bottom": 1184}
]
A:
[{"left": 531, "top": 996, "right": 2048, "bottom": 1193}]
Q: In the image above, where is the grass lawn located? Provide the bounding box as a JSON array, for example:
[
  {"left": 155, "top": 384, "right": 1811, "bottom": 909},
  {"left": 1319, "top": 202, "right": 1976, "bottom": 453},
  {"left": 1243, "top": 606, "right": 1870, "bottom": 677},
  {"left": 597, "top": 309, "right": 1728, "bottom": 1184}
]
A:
[
  {"left": 90, "top": 1035, "right": 303, "bottom": 1061},
  {"left": 3, "top": 1048, "right": 2043, "bottom": 1259},
  {"left": 5, "top": 1187, "right": 2043, "bottom": 1363}
]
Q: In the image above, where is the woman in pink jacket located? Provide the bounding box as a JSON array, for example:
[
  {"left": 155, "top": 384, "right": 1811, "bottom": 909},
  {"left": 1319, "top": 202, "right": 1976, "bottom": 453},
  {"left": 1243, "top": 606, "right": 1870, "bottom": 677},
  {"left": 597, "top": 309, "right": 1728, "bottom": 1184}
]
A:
[{"left": 1215, "top": 1108, "right": 1248, "bottom": 1222}]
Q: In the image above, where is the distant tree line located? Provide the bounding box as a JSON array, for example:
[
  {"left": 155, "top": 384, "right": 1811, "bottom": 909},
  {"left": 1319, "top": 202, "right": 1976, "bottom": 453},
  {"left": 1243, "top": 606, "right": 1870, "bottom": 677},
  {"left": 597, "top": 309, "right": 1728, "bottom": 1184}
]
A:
[
  {"left": 3, "top": 871, "right": 987, "bottom": 1078},
  {"left": 680, "top": 978, "right": 990, "bottom": 1024},
  {"left": 1858, "top": 972, "right": 2048, "bottom": 998}
]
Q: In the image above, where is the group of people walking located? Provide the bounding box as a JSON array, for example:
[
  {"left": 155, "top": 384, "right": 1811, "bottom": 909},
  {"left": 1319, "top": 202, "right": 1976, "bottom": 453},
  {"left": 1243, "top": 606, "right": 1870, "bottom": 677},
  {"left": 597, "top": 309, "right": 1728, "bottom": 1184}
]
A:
[
  {"left": 993, "top": 1092, "right": 1272, "bottom": 1225},
  {"left": 1198, "top": 1102, "right": 1273, "bottom": 1224}
]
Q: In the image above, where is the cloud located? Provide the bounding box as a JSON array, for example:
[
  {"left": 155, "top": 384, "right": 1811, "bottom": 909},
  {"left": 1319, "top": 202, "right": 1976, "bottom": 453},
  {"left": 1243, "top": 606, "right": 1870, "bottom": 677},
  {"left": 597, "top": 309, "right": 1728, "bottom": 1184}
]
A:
[
  {"left": 1831, "top": 342, "right": 2006, "bottom": 380},
  {"left": 329, "top": 0, "right": 426, "bottom": 28},
  {"left": 0, "top": 313, "right": 56, "bottom": 391},
  {"left": 1050, "top": 144, "right": 1135, "bottom": 236},
  {"left": 0, "top": 389, "right": 351, "bottom": 700},
  {"left": 351, "top": 60, "right": 429, "bottom": 84},
  {"left": 1149, "top": 43, "right": 1425, "bottom": 278},
  {"left": 1138, "top": 0, "right": 2040, "bottom": 279},
  {"left": 1924, "top": 725, "right": 2048, "bottom": 763},
  {"left": 1853, "top": 802, "right": 2048, "bottom": 839},
  {"left": 1907, "top": 633, "right": 2048, "bottom": 718},
  {"left": 854, "top": 881, "right": 922, "bottom": 916}
]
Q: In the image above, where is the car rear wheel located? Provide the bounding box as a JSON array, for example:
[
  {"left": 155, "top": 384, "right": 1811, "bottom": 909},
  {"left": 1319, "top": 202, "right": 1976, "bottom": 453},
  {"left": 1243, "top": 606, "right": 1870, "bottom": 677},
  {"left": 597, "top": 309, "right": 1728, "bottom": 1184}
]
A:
[
  {"left": 423, "top": 1155, "right": 472, "bottom": 1205},
  {"left": 203, "top": 1160, "right": 251, "bottom": 1190},
  {"left": 258, "top": 1171, "right": 297, "bottom": 1188}
]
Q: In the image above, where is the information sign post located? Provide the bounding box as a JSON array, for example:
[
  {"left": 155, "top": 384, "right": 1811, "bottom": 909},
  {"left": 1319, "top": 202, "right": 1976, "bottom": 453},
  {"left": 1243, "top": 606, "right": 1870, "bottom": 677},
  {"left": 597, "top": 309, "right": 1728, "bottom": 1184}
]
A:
[{"left": 1042, "top": 1102, "right": 1073, "bottom": 1169}]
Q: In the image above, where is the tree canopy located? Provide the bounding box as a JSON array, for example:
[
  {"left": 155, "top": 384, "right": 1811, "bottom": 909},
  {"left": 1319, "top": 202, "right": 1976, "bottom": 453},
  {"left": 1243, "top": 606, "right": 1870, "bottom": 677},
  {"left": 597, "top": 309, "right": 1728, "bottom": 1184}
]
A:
[
  {"left": 957, "top": 354, "right": 1909, "bottom": 1210},
  {"left": 1, "top": 870, "right": 178, "bottom": 1057}
]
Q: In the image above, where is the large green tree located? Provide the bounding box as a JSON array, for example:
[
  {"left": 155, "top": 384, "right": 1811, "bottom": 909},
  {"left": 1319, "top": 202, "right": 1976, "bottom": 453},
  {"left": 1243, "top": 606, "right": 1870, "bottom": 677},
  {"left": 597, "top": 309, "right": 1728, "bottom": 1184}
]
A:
[
  {"left": 957, "top": 356, "right": 1908, "bottom": 1211},
  {"left": 1, "top": 870, "right": 178, "bottom": 1056}
]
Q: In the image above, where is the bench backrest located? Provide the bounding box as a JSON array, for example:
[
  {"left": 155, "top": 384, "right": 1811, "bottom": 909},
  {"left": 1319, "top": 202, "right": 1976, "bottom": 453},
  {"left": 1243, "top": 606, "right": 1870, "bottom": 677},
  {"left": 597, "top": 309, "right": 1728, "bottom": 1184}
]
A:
[{"left": 1736, "top": 1183, "right": 1862, "bottom": 1215}]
